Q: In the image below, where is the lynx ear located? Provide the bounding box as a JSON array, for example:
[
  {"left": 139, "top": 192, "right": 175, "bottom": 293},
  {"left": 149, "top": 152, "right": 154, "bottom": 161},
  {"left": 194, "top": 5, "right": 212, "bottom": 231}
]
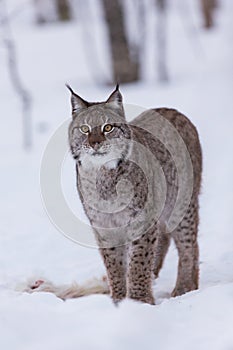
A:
[
  {"left": 66, "top": 84, "right": 88, "bottom": 115},
  {"left": 105, "top": 84, "right": 123, "bottom": 109}
]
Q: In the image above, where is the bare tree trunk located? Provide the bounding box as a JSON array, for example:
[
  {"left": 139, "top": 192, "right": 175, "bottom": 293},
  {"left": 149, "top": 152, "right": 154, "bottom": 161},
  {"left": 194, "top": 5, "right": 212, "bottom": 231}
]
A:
[
  {"left": 78, "top": 0, "right": 109, "bottom": 84},
  {"left": 102, "top": 0, "right": 139, "bottom": 84},
  {"left": 34, "top": 0, "right": 71, "bottom": 24},
  {"left": 156, "top": 0, "right": 168, "bottom": 82},
  {"left": 55, "top": 0, "right": 71, "bottom": 21},
  {"left": 135, "top": 0, "right": 146, "bottom": 80},
  {"left": 34, "top": 0, "right": 46, "bottom": 24},
  {"left": 200, "top": 0, "right": 218, "bottom": 29},
  {"left": 34, "top": 0, "right": 57, "bottom": 24},
  {"left": 0, "top": 0, "right": 33, "bottom": 149}
]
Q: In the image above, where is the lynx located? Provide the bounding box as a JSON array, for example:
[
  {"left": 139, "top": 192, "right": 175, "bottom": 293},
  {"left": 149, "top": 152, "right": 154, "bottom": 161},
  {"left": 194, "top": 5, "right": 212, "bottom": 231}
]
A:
[
  {"left": 24, "top": 85, "right": 202, "bottom": 305},
  {"left": 67, "top": 85, "right": 202, "bottom": 305}
]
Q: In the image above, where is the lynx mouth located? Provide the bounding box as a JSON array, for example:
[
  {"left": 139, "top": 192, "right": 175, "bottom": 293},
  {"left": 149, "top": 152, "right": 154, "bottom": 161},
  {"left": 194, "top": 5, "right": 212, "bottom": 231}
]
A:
[{"left": 92, "top": 151, "right": 108, "bottom": 156}]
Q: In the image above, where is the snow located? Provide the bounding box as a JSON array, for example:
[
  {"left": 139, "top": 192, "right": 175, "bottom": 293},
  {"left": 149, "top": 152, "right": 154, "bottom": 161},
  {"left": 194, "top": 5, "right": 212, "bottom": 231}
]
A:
[{"left": 0, "top": 0, "right": 233, "bottom": 349}]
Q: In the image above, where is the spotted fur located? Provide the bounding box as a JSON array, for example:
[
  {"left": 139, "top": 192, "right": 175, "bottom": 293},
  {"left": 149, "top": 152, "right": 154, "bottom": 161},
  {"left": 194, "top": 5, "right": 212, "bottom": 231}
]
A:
[{"left": 68, "top": 86, "right": 202, "bottom": 305}]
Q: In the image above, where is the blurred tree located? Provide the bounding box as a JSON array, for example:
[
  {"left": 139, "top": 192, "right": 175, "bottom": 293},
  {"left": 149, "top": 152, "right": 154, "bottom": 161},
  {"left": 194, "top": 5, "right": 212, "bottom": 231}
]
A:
[
  {"left": 0, "top": 0, "right": 33, "bottom": 149},
  {"left": 56, "top": 0, "right": 71, "bottom": 21},
  {"left": 102, "top": 0, "right": 139, "bottom": 84},
  {"left": 155, "top": 0, "right": 168, "bottom": 82},
  {"left": 34, "top": 0, "right": 57, "bottom": 24},
  {"left": 34, "top": 0, "right": 71, "bottom": 24},
  {"left": 135, "top": 0, "right": 146, "bottom": 80},
  {"left": 200, "top": 0, "right": 218, "bottom": 29}
]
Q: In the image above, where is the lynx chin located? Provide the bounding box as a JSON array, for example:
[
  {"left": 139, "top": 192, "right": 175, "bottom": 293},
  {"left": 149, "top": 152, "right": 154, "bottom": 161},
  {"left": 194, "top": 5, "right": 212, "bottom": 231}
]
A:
[{"left": 24, "top": 85, "right": 202, "bottom": 305}]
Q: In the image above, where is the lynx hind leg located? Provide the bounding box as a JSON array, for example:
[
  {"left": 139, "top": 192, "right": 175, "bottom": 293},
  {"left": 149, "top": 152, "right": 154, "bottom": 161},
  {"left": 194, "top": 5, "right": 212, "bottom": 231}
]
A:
[
  {"left": 171, "top": 201, "right": 199, "bottom": 297},
  {"left": 99, "top": 245, "right": 127, "bottom": 303},
  {"left": 153, "top": 228, "right": 171, "bottom": 279}
]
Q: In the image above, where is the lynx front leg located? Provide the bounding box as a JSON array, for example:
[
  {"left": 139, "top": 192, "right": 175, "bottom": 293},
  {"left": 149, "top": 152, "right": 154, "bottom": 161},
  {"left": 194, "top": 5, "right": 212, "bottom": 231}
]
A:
[
  {"left": 171, "top": 203, "right": 199, "bottom": 297},
  {"left": 99, "top": 245, "right": 127, "bottom": 303},
  {"left": 127, "top": 228, "right": 158, "bottom": 305}
]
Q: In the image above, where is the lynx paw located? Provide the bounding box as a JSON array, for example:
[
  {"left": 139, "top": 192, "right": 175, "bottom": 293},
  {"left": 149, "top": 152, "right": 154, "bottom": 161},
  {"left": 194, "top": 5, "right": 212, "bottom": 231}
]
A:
[
  {"left": 128, "top": 293, "right": 155, "bottom": 305},
  {"left": 171, "top": 284, "right": 198, "bottom": 297}
]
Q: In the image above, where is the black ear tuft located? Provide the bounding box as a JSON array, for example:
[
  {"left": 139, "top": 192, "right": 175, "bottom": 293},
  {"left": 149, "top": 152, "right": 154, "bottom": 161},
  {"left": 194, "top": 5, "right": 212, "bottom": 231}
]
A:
[
  {"left": 106, "top": 84, "right": 123, "bottom": 108},
  {"left": 66, "top": 84, "right": 88, "bottom": 116},
  {"left": 66, "top": 84, "right": 76, "bottom": 95}
]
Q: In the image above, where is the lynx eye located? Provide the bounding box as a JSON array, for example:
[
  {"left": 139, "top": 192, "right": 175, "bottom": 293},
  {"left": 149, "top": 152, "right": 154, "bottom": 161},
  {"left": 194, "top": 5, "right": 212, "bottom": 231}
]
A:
[
  {"left": 79, "top": 125, "right": 90, "bottom": 134},
  {"left": 103, "top": 124, "right": 114, "bottom": 133}
]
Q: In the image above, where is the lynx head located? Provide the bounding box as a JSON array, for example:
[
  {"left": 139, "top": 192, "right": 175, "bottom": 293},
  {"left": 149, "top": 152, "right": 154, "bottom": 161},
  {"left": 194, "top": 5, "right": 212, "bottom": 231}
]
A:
[{"left": 68, "top": 85, "right": 132, "bottom": 168}]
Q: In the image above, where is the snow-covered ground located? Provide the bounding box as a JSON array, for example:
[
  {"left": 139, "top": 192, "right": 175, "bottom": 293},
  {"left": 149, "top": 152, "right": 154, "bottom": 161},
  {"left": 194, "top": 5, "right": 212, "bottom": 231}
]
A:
[{"left": 0, "top": 0, "right": 233, "bottom": 349}]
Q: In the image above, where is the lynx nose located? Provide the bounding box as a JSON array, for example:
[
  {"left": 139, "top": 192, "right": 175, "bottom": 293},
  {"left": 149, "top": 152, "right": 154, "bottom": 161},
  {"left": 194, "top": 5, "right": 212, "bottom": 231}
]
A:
[
  {"left": 88, "top": 128, "right": 106, "bottom": 151},
  {"left": 90, "top": 140, "right": 101, "bottom": 151}
]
